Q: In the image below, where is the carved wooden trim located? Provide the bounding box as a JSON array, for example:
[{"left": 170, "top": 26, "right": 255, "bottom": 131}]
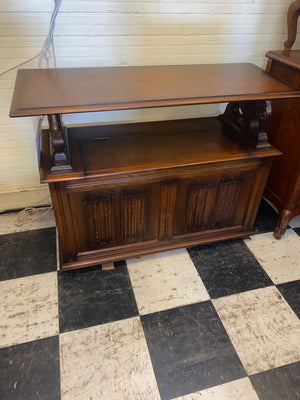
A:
[
  {"left": 47, "top": 114, "right": 72, "bottom": 171},
  {"left": 158, "top": 181, "right": 178, "bottom": 240},
  {"left": 184, "top": 181, "right": 216, "bottom": 232},
  {"left": 284, "top": 0, "right": 300, "bottom": 50},
  {"left": 219, "top": 100, "right": 272, "bottom": 149},
  {"left": 212, "top": 175, "right": 244, "bottom": 228},
  {"left": 85, "top": 193, "right": 116, "bottom": 248},
  {"left": 120, "top": 191, "right": 147, "bottom": 242}
]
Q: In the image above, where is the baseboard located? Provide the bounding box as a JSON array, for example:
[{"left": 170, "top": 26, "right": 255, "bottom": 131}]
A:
[{"left": 0, "top": 186, "right": 51, "bottom": 213}]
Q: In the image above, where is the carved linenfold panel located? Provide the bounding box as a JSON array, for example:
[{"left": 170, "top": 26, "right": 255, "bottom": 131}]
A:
[
  {"left": 121, "top": 191, "right": 147, "bottom": 242},
  {"left": 85, "top": 193, "right": 115, "bottom": 248},
  {"left": 158, "top": 182, "right": 178, "bottom": 240},
  {"left": 212, "top": 175, "right": 244, "bottom": 228},
  {"left": 184, "top": 181, "right": 216, "bottom": 232}
]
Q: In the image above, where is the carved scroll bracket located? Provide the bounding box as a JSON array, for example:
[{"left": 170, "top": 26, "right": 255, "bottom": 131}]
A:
[
  {"left": 219, "top": 100, "right": 272, "bottom": 149},
  {"left": 47, "top": 114, "right": 72, "bottom": 171}
]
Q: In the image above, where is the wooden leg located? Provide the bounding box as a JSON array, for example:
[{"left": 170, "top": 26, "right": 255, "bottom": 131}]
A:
[{"left": 274, "top": 209, "right": 293, "bottom": 239}]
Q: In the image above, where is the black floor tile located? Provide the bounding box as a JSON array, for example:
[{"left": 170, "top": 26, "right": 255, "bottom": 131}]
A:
[
  {"left": 250, "top": 362, "right": 300, "bottom": 400},
  {"left": 58, "top": 264, "right": 138, "bottom": 333},
  {"left": 254, "top": 198, "right": 279, "bottom": 234},
  {"left": 277, "top": 280, "right": 300, "bottom": 319},
  {"left": 113, "top": 260, "right": 127, "bottom": 268},
  {"left": 294, "top": 227, "right": 300, "bottom": 236},
  {"left": 0, "top": 336, "right": 60, "bottom": 400},
  {"left": 141, "top": 301, "right": 246, "bottom": 400},
  {"left": 0, "top": 228, "right": 57, "bottom": 281},
  {"left": 187, "top": 240, "right": 273, "bottom": 298}
]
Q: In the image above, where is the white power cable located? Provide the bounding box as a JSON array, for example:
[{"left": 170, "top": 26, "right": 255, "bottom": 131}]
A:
[
  {"left": 0, "top": 0, "right": 62, "bottom": 77},
  {"left": 0, "top": 0, "right": 62, "bottom": 217}
]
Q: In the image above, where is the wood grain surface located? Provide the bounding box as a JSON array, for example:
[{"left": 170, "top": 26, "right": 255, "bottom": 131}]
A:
[{"left": 10, "top": 63, "right": 300, "bottom": 117}]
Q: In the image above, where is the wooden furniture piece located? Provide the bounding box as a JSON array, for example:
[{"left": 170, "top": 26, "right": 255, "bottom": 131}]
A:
[
  {"left": 10, "top": 63, "right": 300, "bottom": 270},
  {"left": 264, "top": 0, "right": 300, "bottom": 238}
]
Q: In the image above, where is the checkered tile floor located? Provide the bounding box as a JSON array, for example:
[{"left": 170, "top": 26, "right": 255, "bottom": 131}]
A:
[{"left": 0, "top": 199, "right": 300, "bottom": 400}]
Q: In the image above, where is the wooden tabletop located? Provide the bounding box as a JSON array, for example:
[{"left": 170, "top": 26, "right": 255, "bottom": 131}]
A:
[{"left": 10, "top": 63, "right": 300, "bottom": 117}]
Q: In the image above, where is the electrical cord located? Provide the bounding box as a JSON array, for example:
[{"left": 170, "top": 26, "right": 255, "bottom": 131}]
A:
[
  {"left": 0, "top": 0, "right": 62, "bottom": 217},
  {"left": 0, "top": 0, "right": 62, "bottom": 77}
]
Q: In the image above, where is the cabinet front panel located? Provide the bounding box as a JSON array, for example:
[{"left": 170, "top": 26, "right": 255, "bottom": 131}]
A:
[
  {"left": 68, "top": 183, "right": 160, "bottom": 253},
  {"left": 174, "top": 170, "right": 254, "bottom": 236},
  {"left": 57, "top": 160, "right": 264, "bottom": 267}
]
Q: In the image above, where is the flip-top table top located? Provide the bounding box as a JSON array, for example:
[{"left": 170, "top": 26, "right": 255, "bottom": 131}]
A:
[{"left": 10, "top": 63, "right": 300, "bottom": 117}]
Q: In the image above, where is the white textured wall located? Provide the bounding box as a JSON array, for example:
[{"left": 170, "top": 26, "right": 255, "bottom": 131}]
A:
[{"left": 0, "top": 0, "right": 297, "bottom": 211}]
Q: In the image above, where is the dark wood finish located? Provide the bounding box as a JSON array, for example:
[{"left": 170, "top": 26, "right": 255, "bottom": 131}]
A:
[
  {"left": 41, "top": 117, "right": 279, "bottom": 270},
  {"left": 264, "top": 2, "right": 300, "bottom": 238},
  {"left": 41, "top": 117, "right": 275, "bottom": 182},
  {"left": 284, "top": 0, "right": 300, "bottom": 50},
  {"left": 9, "top": 64, "right": 300, "bottom": 117},
  {"left": 47, "top": 114, "right": 72, "bottom": 170},
  {"left": 11, "top": 62, "right": 299, "bottom": 269},
  {"left": 219, "top": 100, "right": 272, "bottom": 149}
]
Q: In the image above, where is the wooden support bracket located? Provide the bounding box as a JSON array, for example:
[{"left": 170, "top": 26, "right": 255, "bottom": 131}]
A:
[
  {"left": 219, "top": 100, "right": 272, "bottom": 149},
  {"left": 47, "top": 114, "right": 72, "bottom": 171}
]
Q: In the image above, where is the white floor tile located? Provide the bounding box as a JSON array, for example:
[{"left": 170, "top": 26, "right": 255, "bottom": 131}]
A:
[
  {"left": 60, "top": 317, "right": 160, "bottom": 400},
  {"left": 245, "top": 229, "right": 300, "bottom": 284},
  {"left": 127, "top": 249, "right": 209, "bottom": 315},
  {"left": 213, "top": 286, "right": 300, "bottom": 375},
  {"left": 172, "top": 378, "right": 259, "bottom": 400},
  {"left": 289, "top": 214, "right": 300, "bottom": 228},
  {"left": 0, "top": 272, "right": 58, "bottom": 348},
  {"left": 0, "top": 207, "right": 55, "bottom": 235}
]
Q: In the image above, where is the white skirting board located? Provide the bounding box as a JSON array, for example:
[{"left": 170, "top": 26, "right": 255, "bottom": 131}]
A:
[{"left": 0, "top": 186, "right": 51, "bottom": 213}]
